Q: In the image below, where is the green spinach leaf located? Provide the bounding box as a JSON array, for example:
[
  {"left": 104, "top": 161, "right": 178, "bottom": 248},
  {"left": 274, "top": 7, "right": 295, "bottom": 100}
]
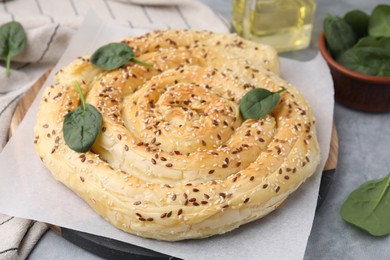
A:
[
  {"left": 340, "top": 173, "right": 390, "bottom": 236},
  {"left": 0, "top": 21, "right": 26, "bottom": 77},
  {"left": 343, "top": 9, "right": 369, "bottom": 39},
  {"left": 324, "top": 15, "right": 356, "bottom": 59},
  {"left": 63, "top": 81, "right": 102, "bottom": 153},
  {"left": 369, "top": 4, "right": 390, "bottom": 37},
  {"left": 337, "top": 46, "right": 390, "bottom": 76},
  {"left": 353, "top": 36, "right": 390, "bottom": 51},
  {"left": 91, "top": 42, "right": 152, "bottom": 70},
  {"left": 239, "top": 88, "right": 285, "bottom": 120}
]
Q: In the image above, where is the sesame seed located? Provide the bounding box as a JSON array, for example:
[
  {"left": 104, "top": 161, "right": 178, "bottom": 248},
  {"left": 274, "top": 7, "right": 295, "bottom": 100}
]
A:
[{"left": 134, "top": 201, "right": 142, "bottom": 205}]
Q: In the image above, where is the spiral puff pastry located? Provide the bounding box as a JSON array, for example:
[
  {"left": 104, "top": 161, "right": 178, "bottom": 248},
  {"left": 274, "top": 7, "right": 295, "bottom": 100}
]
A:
[{"left": 34, "top": 30, "right": 320, "bottom": 241}]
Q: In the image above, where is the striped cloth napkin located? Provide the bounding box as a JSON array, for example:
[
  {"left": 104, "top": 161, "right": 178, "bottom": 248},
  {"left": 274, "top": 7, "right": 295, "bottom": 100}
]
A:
[{"left": 0, "top": 0, "right": 229, "bottom": 259}]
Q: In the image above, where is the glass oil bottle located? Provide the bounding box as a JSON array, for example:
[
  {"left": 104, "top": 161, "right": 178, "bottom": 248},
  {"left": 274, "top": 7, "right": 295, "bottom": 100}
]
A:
[{"left": 232, "top": 0, "right": 316, "bottom": 52}]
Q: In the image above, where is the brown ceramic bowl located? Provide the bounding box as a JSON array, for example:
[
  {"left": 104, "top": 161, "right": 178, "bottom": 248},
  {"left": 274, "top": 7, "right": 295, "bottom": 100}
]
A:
[{"left": 318, "top": 32, "right": 390, "bottom": 112}]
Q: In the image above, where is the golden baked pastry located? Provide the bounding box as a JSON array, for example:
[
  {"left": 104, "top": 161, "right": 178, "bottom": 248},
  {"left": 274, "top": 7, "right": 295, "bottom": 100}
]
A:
[{"left": 34, "top": 30, "right": 320, "bottom": 241}]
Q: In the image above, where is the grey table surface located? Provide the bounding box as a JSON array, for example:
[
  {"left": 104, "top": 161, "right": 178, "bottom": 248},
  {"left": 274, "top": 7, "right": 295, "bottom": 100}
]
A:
[{"left": 29, "top": 0, "right": 390, "bottom": 259}]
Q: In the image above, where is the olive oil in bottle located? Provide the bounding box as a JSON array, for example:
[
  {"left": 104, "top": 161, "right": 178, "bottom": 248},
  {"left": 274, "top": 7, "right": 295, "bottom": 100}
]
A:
[
  {"left": 231, "top": 0, "right": 246, "bottom": 36},
  {"left": 232, "top": 0, "right": 316, "bottom": 52}
]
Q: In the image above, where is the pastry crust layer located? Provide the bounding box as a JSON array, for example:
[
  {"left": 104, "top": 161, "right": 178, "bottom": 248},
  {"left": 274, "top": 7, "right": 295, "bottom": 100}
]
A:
[{"left": 34, "top": 30, "right": 320, "bottom": 241}]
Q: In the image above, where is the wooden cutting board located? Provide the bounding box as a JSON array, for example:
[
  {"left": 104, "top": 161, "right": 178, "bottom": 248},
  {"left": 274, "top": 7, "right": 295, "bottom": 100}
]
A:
[{"left": 8, "top": 70, "right": 339, "bottom": 260}]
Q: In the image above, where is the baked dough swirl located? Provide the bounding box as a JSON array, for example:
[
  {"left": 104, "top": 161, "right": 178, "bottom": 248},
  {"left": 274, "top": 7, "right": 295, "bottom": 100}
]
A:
[{"left": 34, "top": 30, "right": 320, "bottom": 241}]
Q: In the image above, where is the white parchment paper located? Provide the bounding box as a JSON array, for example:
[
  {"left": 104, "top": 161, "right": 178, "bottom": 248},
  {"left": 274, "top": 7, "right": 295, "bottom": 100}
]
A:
[{"left": 0, "top": 13, "right": 334, "bottom": 260}]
